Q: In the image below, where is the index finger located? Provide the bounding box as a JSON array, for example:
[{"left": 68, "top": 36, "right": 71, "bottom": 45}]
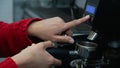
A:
[{"left": 63, "top": 15, "right": 90, "bottom": 30}]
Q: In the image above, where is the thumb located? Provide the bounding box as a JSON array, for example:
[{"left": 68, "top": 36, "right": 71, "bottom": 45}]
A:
[
  {"left": 53, "top": 58, "right": 62, "bottom": 66},
  {"left": 39, "top": 41, "right": 54, "bottom": 49}
]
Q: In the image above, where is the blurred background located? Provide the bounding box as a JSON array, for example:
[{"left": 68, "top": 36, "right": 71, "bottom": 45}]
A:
[
  {"left": 0, "top": 0, "right": 87, "bottom": 22},
  {"left": 0, "top": 0, "right": 91, "bottom": 61}
]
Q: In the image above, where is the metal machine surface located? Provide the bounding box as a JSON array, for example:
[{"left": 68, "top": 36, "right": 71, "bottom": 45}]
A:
[{"left": 47, "top": 0, "right": 120, "bottom": 68}]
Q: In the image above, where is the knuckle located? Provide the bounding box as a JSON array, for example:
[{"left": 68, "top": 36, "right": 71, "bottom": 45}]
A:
[
  {"left": 63, "top": 36, "right": 67, "bottom": 40},
  {"left": 51, "top": 37, "right": 57, "bottom": 42},
  {"left": 65, "top": 36, "right": 72, "bottom": 41},
  {"left": 51, "top": 39, "right": 56, "bottom": 43},
  {"left": 60, "top": 36, "right": 69, "bottom": 42},
  {"left": 55, "top": 16, "right": 61, "bottom": 19},
  {"left": 54, "top": 17, "right": 64, "bottom": 22},
  {"left": 72, "top": 20, "right": 78, "bottom": 24}
]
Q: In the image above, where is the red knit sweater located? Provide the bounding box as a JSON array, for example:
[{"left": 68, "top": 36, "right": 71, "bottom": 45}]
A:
[{"left": 0, "top": 18, "right": 41, "bottom": 68}]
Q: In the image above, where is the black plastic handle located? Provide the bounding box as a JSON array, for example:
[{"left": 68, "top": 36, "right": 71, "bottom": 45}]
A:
[{"left": 47, "top": 48, "right": 70, "bottom": 59}]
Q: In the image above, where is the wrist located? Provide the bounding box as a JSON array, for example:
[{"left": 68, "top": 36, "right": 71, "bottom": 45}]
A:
[
  {"left": 27, "top": 21, "right": 44, "bottom": 43},
  {"left": 11, "top": 53, "right": 32, "bottom": 68},
  {"left": 27, "top": 21, "right": 38, "bottom": 37},
  {"left": 27, "top": 18, "right": 43, "bottom": 37}
]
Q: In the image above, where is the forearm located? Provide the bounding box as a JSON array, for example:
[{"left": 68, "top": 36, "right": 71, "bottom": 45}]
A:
[
  {"left": 0, "top": 57, "right": 18, "bottom": 68},
  {"left": 0, "top": 18, "right": 42, "bottom": 57}
]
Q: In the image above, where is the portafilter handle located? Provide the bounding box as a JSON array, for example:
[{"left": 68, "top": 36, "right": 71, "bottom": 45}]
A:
[{"left": 47, "top": 48, "right": 79, "bottom": 59}]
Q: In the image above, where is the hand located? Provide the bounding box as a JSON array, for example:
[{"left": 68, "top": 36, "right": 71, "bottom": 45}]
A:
[
  {"left": 12, "top": 41, "right": 61, "bottom": 68},
  {"left": 27, "top": 15, "right": 90, "bottom": 43}
]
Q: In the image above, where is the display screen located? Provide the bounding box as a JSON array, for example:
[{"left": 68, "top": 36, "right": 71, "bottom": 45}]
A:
[{"left": 85, "top": 5, "right": 96, "bottom": 14}]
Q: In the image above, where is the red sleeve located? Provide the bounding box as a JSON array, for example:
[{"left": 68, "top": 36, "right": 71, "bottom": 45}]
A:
[
  {"left": 0, "top": 18, "right": 42, "bottom": 57},
  {"left": 0, "top": 57, "right": 18, "bottom": 68}
]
